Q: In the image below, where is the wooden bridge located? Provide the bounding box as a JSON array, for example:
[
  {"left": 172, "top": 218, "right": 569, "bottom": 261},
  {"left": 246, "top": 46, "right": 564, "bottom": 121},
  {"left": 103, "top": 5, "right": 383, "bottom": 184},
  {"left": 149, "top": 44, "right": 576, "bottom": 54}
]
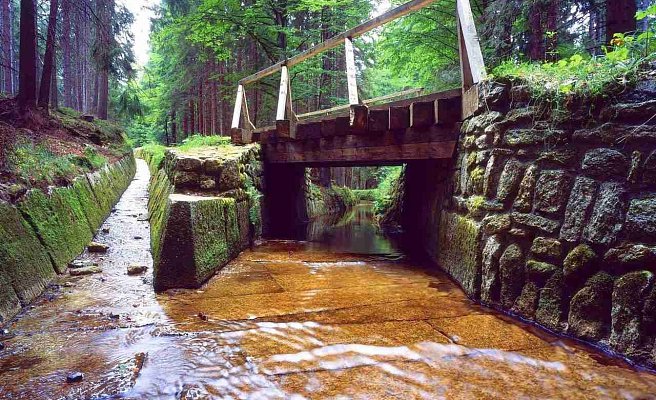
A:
[{"left": 230, "top": 0, "right": 486, "bottom": 166}]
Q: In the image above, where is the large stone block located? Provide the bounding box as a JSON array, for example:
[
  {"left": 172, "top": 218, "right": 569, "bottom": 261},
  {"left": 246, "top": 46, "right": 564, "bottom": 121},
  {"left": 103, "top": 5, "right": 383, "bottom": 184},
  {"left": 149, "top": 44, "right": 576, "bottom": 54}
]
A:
[
  {"left": 568, "top": 272, "right": 614, "bottom": 341},
  {"left": 483, "top": 155, "right": 505, "bottom": 199},
  {"left": 17, "top": 187, "right": 93, "bottom": 273},
  {"left": 563, "top": 244, "right": 597, "bottom": 284},
  {"left": 625, "top": 197, "right": 656, "bottom": 242},
  {"left": 511, "top": 212, "right": 560, "bottom": 234},
  {"left": 500, "top": 244, "right": 524, "bottom": 308},
  {"left": 481, "top": 235, "right": 503, "bottom": 304},
  {"left": 153, "top": 194, "right": 250, "bottom": 291},
  {"left": 582, "top": 182, "right": 626, "bottom": 246},
  {"left": 512, "top": 282, "right": 539, "bottom": 319},
  {"left": 530, "top": 237, "right": 562, "bottom": 259},
  {"left": 536, "top": 271, "right": 566, "bottom": 332},
  {"left": 436, "top": 212, "right": 482, "bottom": 298},
  {"left": 581, "top": 148, "right": 629, "bottom": 180},
  {"left": 534, "top": 170, "right": 571, "bottom": 215},
  {"left": 504, "top": 128, "right": 566, "bottom": 147},
  {"left": 560, "top": 177, "right": 598, "bottom": 242},
  {"left": 610, "top": 271, "right": 654, "bottom": 359},
  {"left": 513, "top": 164, "right": 538, "bottom": 212},
  {"left": 0, "top": 201, "right": 55, "bottom": 309},
  {"left": 496, "top": 159, "right": 524, "bottom": 203}
]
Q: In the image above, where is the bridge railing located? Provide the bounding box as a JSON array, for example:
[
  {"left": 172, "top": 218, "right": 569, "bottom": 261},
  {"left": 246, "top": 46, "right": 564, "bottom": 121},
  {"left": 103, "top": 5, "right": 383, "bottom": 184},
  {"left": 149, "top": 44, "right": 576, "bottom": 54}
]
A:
[{"left": 231, "top": 0, "right": 486, "bottom": 144}]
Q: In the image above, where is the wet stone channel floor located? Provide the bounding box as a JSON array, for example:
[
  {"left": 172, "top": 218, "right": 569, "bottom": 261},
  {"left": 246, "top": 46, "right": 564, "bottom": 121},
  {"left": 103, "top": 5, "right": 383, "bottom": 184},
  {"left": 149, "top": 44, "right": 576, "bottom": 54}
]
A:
[{"left": 2, "top": 160, "right": 656, "bottom": 399}]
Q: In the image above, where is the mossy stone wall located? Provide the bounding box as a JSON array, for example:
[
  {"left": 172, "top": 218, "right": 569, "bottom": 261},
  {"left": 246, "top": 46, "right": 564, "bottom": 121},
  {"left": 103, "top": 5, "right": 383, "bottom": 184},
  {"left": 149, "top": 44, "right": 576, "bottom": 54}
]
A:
[
  {"left": 139, "top": 146, "right": 263, "bottom": 291},
  {"left": 388, "top": 77, "right": 656, "bottom": 369},
  {"left": 0, "top": 156, "right": 136, "bottom": 323}
]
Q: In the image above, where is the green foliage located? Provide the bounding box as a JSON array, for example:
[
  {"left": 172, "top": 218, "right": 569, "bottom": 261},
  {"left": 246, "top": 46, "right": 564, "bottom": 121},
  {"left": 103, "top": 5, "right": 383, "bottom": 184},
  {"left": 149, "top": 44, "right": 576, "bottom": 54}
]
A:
[
  {"left": 177, "top": 135, "right": 231, "bottom": 151},
  {"left": 83, "top": 146, "right": 109, "bottom": 169},
  {"left": 127, "top": 120, "right": 161, "bottom": 147},
  {"left": 372, "top": 166, "right": 402, "bottom": 215},
  {"left": 493, "top": 23, "right": 656, "bottom": 118},
  {"left": 352, "top": 189, "right": 377, "bottom": 202}
]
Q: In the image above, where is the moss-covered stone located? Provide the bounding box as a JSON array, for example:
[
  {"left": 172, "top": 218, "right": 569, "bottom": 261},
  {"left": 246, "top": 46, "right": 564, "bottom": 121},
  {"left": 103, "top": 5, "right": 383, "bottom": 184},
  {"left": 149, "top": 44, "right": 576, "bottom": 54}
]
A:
[
  {"left": 563, "top": 244, "right": 597, "bottom": 284},
  {"left": 512, "top": 281, "right": 539, "bottom": 319},
  {"left": 610, "top": 271, "right": 654, "bottom": 360},
  {"left": 536, "top": 271, "right": 566, "bottom": 332},
  {"left": 0, "top": 201, "right": 54, "bottom": 307},
  {"left": 153, "top": 194, "right": 253, "bottom": 291},
  {"left": 436, "top": 212, "right": 482, "bottom": 298},
  {"left": 17, "top": 187, "right": 92, "bottom": 273},
  {"left": 568, "top": 272, "right": 614, "bottom": 341}
]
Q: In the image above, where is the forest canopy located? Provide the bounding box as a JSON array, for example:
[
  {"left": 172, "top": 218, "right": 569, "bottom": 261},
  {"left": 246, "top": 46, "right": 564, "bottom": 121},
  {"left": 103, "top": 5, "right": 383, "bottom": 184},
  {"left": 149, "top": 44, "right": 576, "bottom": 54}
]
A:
[{"left": 1, "top": 0, "right": 655, "bottom": 146}]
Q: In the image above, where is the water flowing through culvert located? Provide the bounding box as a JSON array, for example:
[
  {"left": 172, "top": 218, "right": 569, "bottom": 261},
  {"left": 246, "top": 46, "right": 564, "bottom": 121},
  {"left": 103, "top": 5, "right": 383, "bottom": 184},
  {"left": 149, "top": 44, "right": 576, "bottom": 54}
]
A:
[{"left": 2, "top": 159, "right": 656, "bottom": 399}]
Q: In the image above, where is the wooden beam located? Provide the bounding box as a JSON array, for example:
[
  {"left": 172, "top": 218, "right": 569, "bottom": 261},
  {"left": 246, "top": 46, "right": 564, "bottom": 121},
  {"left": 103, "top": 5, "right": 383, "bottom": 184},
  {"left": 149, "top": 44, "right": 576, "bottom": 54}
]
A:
[
  {"left": 345, "top": 37, "right": 359, "bottom": 105},
  {"left": 241, "top": 89, "right": 255, "bottom": 131},
  {"left": 350, "top": 105, "right": 368, "bottom": 131},
  {"left": 297, "top": 88, "right": 423, "bottom": 121},
  {"left": 411, "top": 100, "right": 437, "bottom": 129},
  {"left": 389, "top": 106, "right": 411, "bottom": 130},
  {"left": 231, "top": 85, "right": 244, "bottom": 129},
  {"left": 457, "top": 0, "right": 486, "bottom": 88},
  {"left": 239, "top": 0, "right": 438, "bottom": 85},
  {"left": 276, "top": 66, "right": 289, "bottom": 121},
  {"left": 368, "top": 109, "right": 389, "bottom": 132}
]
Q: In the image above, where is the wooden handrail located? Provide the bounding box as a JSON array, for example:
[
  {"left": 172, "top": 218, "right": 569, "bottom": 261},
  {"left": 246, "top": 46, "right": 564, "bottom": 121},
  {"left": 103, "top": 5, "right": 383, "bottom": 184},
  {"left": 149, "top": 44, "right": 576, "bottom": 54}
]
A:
[
  {"left": 239, "top": 0, "right": 438, "bottom": 85},
  {"left": 297, "top": 88, "right": 424, "bottom": 120},
  {"left": 231, "top": 0, "right": 487, "bottom": 140}
]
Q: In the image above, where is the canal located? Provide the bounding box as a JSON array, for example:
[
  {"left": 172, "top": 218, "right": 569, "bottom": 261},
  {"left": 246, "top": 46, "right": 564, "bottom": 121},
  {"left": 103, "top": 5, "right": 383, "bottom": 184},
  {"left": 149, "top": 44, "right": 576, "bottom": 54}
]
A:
[{"left": 1, "top": 160, "right": 656, "bottom": 399}]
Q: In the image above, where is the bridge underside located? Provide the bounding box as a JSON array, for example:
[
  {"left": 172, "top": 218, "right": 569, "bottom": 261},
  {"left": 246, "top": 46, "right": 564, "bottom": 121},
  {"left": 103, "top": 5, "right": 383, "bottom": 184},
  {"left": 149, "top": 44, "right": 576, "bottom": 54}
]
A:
[{"left": 235, "top": 88, "right": 464, "bottom": 167}]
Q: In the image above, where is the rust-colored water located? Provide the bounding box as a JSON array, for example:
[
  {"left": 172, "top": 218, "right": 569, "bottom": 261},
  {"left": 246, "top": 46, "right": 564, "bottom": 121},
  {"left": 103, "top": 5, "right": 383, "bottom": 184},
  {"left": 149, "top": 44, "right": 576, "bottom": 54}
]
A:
[{"left": 1, "top": 160, "right": 656, "bottom": 399}]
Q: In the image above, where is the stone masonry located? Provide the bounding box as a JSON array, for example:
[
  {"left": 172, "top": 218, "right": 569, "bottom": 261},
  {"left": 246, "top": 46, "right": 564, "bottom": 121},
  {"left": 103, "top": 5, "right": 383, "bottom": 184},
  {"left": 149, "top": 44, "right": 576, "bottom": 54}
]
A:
[{"left": 438, "top": 73, "right": 656, "bottom": 368}]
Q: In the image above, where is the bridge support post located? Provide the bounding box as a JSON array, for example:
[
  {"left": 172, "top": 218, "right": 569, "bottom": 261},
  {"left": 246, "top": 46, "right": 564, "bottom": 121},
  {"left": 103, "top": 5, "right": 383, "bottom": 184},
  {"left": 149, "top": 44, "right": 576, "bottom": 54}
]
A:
[
  {"left": 262, "top": 164, "right": 309, "bottom": 237},
  {"left": 457, "top": 0, "right": 487, "bottom": 120}
]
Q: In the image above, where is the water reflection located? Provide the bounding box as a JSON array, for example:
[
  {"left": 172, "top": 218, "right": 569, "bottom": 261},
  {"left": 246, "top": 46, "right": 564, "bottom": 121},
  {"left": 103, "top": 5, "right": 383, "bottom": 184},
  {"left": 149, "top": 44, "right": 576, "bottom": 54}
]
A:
[{"left": 303, "top": 202, "right": 402, "bottom": 257}]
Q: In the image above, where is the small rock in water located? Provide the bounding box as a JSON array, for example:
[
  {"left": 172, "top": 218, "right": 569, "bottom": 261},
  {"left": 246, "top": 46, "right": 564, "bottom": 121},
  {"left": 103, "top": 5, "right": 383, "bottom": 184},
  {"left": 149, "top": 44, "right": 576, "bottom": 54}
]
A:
[
  {"left": 109, "top": 313, "right": 120, "bottom": 320},
  {"left": 133, "top": 236, "right": 143, "bottom": 240},
  {"left": 62, "top": 282, "right": 75, "bottom": 288},
  {"left": 197, "top": 312, "right": 209, "bottom": 321},
  {"left": 102, "top": 227, "right": 110, "bottom": 234},
  {"left": 68, "top": 260, "right": 96, "bottom": 269},
  {"left": 69, "top": 266, "right": 103, "bottom": 276},
  {"left": 127, "top": 264, "right": 147, "bottom": 275},
  {"left": 88, "top": 242, "right": 109, "bottom": 253},
  {"left": 0, "top": 342, "right": 5, "bottom": 350},
  {"left": 66, "top": 372, "right": 84, "bottom": 383}
]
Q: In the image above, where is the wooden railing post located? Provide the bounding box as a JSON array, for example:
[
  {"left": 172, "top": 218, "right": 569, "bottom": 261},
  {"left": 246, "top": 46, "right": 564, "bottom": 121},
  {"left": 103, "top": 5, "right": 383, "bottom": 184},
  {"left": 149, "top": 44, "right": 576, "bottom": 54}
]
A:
[
  {"left": 457, "top": 0, "right": 487, "bottom": 119},
  {"left": 345, "top": 37, "right": 368, "bottom": 130},
  {"left": 276, "top": 65, "right": 297, "bottom": 139},
  {"left": 230, "top": 84, "right": 255, "bottom": 144}
]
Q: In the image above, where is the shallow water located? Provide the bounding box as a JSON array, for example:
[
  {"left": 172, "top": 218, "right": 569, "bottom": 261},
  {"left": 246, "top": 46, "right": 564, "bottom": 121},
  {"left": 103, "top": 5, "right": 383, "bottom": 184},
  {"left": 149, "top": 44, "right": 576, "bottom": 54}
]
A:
[{"left": 1, "top": 160, "right": 656, "bottom": 399}]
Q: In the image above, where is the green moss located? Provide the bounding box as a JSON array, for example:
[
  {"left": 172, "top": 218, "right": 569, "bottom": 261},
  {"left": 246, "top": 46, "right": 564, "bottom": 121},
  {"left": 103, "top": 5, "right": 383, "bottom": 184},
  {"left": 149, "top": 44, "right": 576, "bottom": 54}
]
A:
[
  {"left": 0, "top": 201, "right": 54, "bottom": 304},
  {"left": 72, "top": 177, "right": 103, "bottom": 230},
  {"left": 470, "top": 167, "right": 485, "bottom": 187},
  {"left": 17, "top": 188, "right": 90, "bottom": 273},
  {"left": 148, "top": 169, "right": 174, "bottom": 261},
  {"left": 467, "top": 152, "right": 478, "bottom": 168},
  {"left": 436, "top": 212, "right": 482, "bottom": 297},
  {"left": 191, "top": 198, "right": 231, "bottom": 282},
  {"left": 468, "top": 195, "right": 486, "bottom": 213},
  {"left": 177, "top": 135, "right": 231, "bottom": 151},
  {"left": 222, "top": 198, "right": 240, "bottom": 257}
]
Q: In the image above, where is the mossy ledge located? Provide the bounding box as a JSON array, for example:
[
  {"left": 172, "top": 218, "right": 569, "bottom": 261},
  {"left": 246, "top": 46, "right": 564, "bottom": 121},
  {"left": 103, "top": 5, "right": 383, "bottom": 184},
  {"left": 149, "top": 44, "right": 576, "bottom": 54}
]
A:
[
  {"left": 0, "top": 155, "right": 136, "bottom": 324},
  {"left": 137, "top": 145, "right": 264, "bottom": 291}
]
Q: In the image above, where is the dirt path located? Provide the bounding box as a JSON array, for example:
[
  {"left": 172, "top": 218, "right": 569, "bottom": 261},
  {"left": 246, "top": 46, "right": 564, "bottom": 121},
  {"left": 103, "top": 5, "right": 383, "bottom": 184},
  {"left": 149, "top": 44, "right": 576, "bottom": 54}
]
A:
[{"left": 1, "top": 159, "right": 656, "bottom": 399}]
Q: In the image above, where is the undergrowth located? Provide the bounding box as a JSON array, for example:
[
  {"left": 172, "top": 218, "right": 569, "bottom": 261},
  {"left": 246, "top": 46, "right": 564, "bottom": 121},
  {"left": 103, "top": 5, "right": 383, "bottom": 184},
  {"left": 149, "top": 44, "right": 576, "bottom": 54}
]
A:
[
  {"left": 493, "top": 7, "right": 656, "bottom": 118},
  {"left": 6, "top": 139, "right": 108, "bottom": 186},
  {"left": 177, "top": 135, "right": 231, "bottom": 151}
]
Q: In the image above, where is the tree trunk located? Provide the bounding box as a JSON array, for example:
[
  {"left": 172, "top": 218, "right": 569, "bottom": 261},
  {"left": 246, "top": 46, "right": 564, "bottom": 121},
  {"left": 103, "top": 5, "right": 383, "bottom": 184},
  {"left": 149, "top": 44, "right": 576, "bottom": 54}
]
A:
[
  {"left": 61, "top": 0, "right": 72, "bottom": 107},
  {"left": 171, "top": 109, "right": 177, "bottom": 144},
  {"left": 545, "top": 1, "right": 558, "bottom": 61},
  {"left": 606, "top": 0, "right": 637, "bottom": 43},
  {"left": 527, "top": 2, "right": 544, "bottom": 60},
  {"left": 1, "top": 0, "right": 14, "bottom": 95},
  {"left": 50, "top": 57, "right": 58, "bottom": 108},
  {"left": 17, "top": 0, "right": 37, "bottom": 112},
  {"left": 38, "top": 0, "right": 59, "bottom": 109},
  {"left": 96, "top": 0, "right": 113, "bottom": 119}
]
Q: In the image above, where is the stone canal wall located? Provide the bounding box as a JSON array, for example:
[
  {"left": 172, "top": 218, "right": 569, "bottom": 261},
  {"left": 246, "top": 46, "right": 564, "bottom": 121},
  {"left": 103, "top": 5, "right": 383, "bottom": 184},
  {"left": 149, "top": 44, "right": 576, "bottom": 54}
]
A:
[
  {"left": 137, "top": 145, "right": 264, "bottom": 291},
  {"left": 394, "top": 76, "right": 656, "bottom": 368},
  {"left": 0, "top": 156, "right": 136, "bottom": 323}
]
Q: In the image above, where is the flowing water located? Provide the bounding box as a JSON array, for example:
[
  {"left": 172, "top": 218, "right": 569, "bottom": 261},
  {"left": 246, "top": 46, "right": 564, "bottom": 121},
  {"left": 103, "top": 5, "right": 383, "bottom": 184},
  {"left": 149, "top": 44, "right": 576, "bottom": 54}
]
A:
[{"left": 1, "top": 160, "right": 656, "bottom": 399}]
